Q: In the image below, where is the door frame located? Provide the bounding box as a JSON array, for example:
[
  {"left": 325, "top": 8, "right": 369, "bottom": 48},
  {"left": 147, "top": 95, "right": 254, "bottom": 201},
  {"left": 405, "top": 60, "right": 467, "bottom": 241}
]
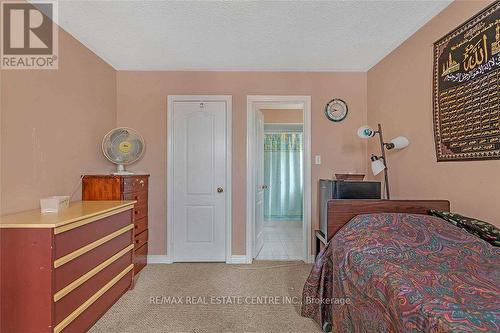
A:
[
  {"left": 166, "top": 95, "right": 232, "bottom": 263},
  {"left": 246, "top": 95, "right": 313, "bottom": 263}
]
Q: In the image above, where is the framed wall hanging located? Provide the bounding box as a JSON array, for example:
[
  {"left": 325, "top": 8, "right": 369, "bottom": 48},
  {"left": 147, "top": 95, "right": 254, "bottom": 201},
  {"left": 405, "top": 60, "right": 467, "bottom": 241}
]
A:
[{"left": 433, "top": 1, "right": 500, "bottom": 161}]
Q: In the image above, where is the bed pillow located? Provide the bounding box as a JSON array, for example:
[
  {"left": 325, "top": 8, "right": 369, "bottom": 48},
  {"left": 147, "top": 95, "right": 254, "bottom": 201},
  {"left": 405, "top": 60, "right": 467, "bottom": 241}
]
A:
[{"left": 429, "top": 210, "right": 500, "bottom": 247}]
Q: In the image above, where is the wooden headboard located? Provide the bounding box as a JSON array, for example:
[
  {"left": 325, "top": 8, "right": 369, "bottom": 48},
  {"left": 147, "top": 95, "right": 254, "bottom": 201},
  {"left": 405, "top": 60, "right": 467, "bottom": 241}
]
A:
[{"left": 326, "top": 199, "right": 450, "bottom": 241}]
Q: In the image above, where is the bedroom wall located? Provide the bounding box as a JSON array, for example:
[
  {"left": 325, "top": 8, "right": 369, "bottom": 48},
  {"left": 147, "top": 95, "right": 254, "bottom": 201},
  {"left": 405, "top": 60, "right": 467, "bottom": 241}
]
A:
[
  {"left": 367, "top": 0, "right": 499, "bottom": 226},
  {"left": 0, "top": 24, "right": 117, "bottom": 214},
  {"left": 116, "top": 71, "right": 368, "bottom": 255},
  {"left": 261, "top": 109, "right": 303, "bottom": 124}
]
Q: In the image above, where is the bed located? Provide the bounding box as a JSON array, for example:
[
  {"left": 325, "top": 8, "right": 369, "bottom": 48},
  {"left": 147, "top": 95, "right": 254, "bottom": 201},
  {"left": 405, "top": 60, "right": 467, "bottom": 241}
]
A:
[{"left": 302, "top": 200, "right": 500, "bottom": 332}]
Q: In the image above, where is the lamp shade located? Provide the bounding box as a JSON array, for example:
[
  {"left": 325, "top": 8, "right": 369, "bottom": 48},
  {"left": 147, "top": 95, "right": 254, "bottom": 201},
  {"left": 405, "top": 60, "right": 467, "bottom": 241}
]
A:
[
  {"left": 371, "top": 158, "right": 386, "bottom": 176},
  {"left": 390, "top": 136, "right": 409, "bottom": 149},
  {"left": 357, "top": 125, "right": 375, "bottom": 139}
]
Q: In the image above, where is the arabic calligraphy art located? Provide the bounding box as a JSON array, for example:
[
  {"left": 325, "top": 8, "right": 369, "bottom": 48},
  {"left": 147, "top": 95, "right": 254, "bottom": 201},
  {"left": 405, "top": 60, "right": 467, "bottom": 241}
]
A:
[{"left": 433, "top": 2, "right": 500, "bottom": 161}]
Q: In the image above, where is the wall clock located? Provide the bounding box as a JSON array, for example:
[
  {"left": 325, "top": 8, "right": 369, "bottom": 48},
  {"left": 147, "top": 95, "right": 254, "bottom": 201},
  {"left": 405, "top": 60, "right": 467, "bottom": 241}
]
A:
[{"left": 325, "top": 98, "right": 348, "bottom": 122}]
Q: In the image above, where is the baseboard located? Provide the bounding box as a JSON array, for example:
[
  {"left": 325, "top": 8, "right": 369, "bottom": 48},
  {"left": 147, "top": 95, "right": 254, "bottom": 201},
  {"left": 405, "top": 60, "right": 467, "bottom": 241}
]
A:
[
  {"left": 147, "top": 255, "right": 173, "bottom": 264},
  {"left": 226, "top": 255, "right": 251, "bottom": 264},
  {"left": 148, "top": 255, "right": 252, "bottom": 264},
  {"left": 147, "top": 254, "right": 311, "bottom": 264}
]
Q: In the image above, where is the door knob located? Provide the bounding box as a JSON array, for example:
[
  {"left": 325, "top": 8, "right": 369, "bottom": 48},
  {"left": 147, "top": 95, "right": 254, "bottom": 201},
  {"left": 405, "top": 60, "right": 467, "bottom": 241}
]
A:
[
  {"left": 262, "top": 185, "right": 268, "bottom": 189},
  {"left": 217, "top": 187, "right": 224, "bottom": 193}
]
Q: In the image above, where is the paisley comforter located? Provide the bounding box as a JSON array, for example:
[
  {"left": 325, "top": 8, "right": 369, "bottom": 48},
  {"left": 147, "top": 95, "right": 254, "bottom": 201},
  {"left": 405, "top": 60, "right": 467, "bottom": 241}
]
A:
[{"left": 301, "top": 213, "right": 500, "bottom": 332}]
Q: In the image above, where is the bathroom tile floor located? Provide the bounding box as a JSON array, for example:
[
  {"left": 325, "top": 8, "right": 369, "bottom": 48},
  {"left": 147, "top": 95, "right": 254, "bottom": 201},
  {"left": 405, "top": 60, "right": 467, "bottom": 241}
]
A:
[{"left": 256, "top": 220, "right": 303, "bottom": 260}]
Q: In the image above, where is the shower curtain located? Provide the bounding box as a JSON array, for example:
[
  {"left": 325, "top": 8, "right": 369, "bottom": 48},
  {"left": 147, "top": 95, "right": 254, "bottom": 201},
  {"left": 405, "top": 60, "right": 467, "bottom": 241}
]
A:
[{"left": 264, "top": 132, "right": 303, "bottom": 221}]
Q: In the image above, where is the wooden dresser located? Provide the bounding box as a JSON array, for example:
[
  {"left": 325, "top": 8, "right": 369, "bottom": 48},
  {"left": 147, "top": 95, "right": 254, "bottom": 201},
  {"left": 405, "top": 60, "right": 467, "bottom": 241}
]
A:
[
  {"left": 0, "top": 201, "right": 136, "bottom": 333},
  {"left": 82, "top": 175, "right": 149, "bottom": 274}
]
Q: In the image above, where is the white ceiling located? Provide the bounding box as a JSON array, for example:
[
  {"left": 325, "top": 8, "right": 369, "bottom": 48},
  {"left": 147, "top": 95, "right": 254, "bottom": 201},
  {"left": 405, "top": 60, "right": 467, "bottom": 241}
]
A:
[{"left": 54, "top": 0, "right": 451, "bottom": 71}]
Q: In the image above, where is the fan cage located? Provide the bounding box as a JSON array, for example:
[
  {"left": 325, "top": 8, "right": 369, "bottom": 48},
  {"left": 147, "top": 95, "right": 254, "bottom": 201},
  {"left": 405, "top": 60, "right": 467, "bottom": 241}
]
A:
[{"left": 102, "top": 127, "right": 145, "bottom": 166}]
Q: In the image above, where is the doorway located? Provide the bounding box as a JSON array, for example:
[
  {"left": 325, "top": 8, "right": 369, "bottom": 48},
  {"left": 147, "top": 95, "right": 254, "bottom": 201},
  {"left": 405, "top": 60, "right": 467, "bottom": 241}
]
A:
[
  {"left": 259, "top": 118, "right": 304, "bottom": 260},
  {"left": 167, "top": 95, "right": 232, "bottom": 262},
  {"left": 246, "top": 96, "right": 312, "bottom": 263}
]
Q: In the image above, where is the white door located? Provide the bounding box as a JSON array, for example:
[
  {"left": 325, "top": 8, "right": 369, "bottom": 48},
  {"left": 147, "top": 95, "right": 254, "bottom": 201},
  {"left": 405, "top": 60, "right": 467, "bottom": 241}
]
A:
[
  {"left": 254, "top": 110, "right": 265, "bottom": 257},
  {"left": 172, "top": 100, "right": 228, "bottom": 262}
]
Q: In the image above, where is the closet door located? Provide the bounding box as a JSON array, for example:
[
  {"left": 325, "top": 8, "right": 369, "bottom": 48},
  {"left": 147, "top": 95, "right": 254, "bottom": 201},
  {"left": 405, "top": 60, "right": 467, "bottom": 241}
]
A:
[{"left": 172, "top": 100, "right": 227, "bottom": 261}]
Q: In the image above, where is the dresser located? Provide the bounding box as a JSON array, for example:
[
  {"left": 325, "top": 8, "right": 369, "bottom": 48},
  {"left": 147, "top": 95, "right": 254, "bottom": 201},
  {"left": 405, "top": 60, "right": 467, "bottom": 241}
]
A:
[
  {"left": 82, "top": 175, "right": 149, "bottom": 274},
  {"left": 0, "top": 201, "right": 135, "bottom": 333}
]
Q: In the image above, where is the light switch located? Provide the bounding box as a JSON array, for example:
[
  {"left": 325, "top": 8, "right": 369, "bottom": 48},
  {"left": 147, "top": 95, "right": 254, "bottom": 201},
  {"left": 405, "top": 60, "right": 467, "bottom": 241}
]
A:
[{"left": 315, "top": 155, "right": 321, "bottom": 165}]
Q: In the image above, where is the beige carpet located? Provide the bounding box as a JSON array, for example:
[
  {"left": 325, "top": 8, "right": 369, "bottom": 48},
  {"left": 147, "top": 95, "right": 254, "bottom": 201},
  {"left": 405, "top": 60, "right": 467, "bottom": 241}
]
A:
[{"left": 89, "top": 261, "right": 321, "bottom": 333}]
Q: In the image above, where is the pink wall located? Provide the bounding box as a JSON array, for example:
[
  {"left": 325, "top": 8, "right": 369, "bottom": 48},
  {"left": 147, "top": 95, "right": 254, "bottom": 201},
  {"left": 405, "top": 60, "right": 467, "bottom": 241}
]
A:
[
  {"left": 116, "top": 71, "right": 368, "bottom": 255},
  {"left": 4, "top": 0, "right": 495, "bottom": 260},
  {"left": 5, "top": 0, "right": 494, "bottom": 259},
  {"left": 367, "top": 0, "right": 499, "bottom": 225},
  {"left": 0, "top": 27, "right": 117, "bottom": 214},
  {"left": 261, "top": 109, "right": 303, "bottom": 124}
]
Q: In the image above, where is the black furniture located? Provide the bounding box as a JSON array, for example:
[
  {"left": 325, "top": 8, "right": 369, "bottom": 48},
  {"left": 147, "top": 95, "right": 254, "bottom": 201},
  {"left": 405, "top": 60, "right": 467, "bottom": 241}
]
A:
[{"left": 318, "top": 179, "right": 381, "bottom": 242}]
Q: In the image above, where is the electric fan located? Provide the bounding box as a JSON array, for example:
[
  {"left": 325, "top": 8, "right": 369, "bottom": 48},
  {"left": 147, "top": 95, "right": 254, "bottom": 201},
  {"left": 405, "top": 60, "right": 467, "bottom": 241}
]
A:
[{"left": 102, "top": 127, "right": 145, "bottom": 175}]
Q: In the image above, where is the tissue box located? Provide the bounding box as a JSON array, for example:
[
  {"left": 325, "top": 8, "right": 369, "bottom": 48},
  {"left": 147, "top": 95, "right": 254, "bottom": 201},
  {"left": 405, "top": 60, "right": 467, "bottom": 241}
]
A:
[{"left": 40, "top": 196, "right": 70, "bottom": 213}]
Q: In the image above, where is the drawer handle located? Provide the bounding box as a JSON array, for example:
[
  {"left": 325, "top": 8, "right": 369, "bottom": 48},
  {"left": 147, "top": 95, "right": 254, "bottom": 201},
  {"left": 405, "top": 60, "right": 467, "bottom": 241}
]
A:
[
  {"left": 134, "top": 196, "right": 138, "bottom": 200},
  {"left": 135, "top": 239, "right": 140, "bottom": 244},
  {"left": 135, "top": 210, "right": 139, "bottom": 215}
]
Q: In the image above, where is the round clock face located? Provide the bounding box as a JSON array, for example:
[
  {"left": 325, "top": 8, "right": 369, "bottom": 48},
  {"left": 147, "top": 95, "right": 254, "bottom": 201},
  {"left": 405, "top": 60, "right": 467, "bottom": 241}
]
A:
[{"left": 325, "top": 99, "right": 348, "bottom": 122}]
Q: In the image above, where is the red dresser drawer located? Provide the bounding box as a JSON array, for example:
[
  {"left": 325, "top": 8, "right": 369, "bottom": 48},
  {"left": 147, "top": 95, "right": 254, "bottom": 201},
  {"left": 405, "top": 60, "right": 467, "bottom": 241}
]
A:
[
  {"left": 134, "top": 230, "right": 148, "bottom": 249},
  {"left": 54, "top": 209, "right": 133, "bottom": 259},
  {"left": 57, "top": 268, "right": 133, "bottom": 333},
  {"left": 122, "top": 191, "right": 147, "bottom": 208},
  {"left": 54, "top": 250, "right": 132, "bottom": 324},
  {"left": 134, "top": 243, "right": 147, "bottom": 274},
  {"left": 54, "top": 230, "right": 133, "bottom": 291},
  {"left": 132, "top": 204, "right": 147, "bottom": 220},
  {"left": 122, "top": 176, "right": 148, "bottom": 193},
  {"left": 134, "top": 216, "right": 148, "bottom": 235},
  {"left": 82, "top": 176, "right": 122, "bottom": 200}
]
